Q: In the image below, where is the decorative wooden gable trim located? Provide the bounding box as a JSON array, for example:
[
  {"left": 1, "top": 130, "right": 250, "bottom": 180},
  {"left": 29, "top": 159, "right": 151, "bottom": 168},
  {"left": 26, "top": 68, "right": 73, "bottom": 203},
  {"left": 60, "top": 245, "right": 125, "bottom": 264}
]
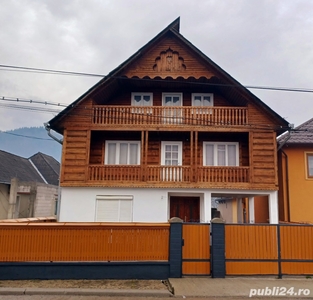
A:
[
  {"left": 153, "top": 48, "right": 186, "bottom": 72},
  {"left": 122, "top": 34, "right": 215, "bottom": 79}
]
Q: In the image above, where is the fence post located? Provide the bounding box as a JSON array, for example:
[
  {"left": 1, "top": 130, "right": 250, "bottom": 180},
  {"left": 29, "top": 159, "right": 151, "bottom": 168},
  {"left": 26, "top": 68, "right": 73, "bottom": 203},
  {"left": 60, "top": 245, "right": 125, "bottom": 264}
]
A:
[
  {"left": 211, "top": 218, "right": 225, "bottom": 278},
  {"left": 277, "top": 224, "right": 282, "bottom": 279},
  {"left": 169, "top": 219, "right": 183, "bottom": 278}
]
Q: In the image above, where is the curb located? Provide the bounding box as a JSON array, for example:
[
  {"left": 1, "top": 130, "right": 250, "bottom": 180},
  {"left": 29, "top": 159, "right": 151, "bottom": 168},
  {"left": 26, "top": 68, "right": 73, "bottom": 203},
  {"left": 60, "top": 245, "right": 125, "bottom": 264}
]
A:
[{"left": 0, "top": 287, "right": 173, "bottom": 297}]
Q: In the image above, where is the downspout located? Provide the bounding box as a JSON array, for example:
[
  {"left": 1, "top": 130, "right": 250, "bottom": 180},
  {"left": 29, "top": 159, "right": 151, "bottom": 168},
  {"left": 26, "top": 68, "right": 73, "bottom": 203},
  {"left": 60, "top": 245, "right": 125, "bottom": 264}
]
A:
[
  {"left": 281, "top": 150, "right": 291, "bottom": 222},
  {"left": 44, "top": 122, "right": 63, "bottom": 145},
  {"left": 44, "top": 122, "right": 63, "bottom": 221}
]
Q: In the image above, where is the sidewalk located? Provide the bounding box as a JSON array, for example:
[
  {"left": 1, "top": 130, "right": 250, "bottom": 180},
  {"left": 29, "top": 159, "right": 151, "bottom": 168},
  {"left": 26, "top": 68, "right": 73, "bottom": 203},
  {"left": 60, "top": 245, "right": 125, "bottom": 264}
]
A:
[
  {"left": 0, "top": 277, "right": 312, "bottom": 298},
  {"left": 169, "top": 277, "right": 313, "bottom": 298}
]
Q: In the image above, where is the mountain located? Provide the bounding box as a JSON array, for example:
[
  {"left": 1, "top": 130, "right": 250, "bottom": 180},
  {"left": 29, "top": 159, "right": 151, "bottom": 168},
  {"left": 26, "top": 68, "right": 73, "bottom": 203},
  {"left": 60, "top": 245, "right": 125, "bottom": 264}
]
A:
[{"left": 0, "top": 127, "right": 62, "bottom": 161}]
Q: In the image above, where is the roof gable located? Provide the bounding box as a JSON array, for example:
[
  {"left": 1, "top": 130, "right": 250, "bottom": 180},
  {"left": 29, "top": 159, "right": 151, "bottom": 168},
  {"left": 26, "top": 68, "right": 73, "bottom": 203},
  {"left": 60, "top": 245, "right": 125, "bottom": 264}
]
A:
[{"left": 48, "top": 18, "right": 289, "bottom": 132}]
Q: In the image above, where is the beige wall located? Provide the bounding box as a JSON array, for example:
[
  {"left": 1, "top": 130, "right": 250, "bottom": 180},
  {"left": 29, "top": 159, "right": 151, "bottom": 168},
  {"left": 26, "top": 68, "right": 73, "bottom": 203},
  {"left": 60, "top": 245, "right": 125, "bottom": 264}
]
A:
[
  {"left": 0, "top": 184, "right": 9, "bottom": 220},
  {"left": 34, "top": 184, "right": 58, "bottom": 217}
]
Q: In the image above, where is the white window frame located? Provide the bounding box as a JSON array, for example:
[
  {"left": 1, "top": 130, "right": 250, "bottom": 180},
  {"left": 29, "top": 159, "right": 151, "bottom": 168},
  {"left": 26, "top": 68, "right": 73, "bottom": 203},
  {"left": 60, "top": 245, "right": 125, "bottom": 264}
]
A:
[
  {"left": 131, "top": 92, "right": 153, "bottom": 106},
  {"left": 95, "top": 195, "right": 133, "bottom": 222},
  {"left": 203, "top": 142, "right": 239, "bottom": 166},
  {"left": 161, "top": 141, "right": 183, "bottom": 166},
  {"left": 306, "top": 152, "right": 313, "bottom": 179},
  {"left": 105, "top": 141, "right": 140, "bottom": 165},
  {"left": 162, "top": 93, "right": 183, "bottom": 106},
  {"left": 192, "top": 93, "right": 214, "bottom": 107}
]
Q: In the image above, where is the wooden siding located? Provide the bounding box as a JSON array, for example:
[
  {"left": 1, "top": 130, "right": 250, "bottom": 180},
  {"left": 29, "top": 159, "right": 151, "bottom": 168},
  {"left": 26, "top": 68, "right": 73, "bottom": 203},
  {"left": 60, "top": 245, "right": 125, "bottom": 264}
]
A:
[
  {"left": 0, "top": 223, "right": 170, "bottom": 262},
  {"left": 250, "top": 131, "right": 277, "bottom": 185},
  {"left": 62, "top": 129, "right": 89, "bottom": 183},
  {"left": 123, "top": 35, "right": 215, "bottom": 79}
]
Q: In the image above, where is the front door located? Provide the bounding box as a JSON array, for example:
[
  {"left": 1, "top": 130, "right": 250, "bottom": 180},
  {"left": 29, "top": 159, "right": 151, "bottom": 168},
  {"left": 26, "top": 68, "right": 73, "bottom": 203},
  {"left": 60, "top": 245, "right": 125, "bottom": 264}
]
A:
[{"left": 170, "top": 196, "right": 200, "bottom": 222}]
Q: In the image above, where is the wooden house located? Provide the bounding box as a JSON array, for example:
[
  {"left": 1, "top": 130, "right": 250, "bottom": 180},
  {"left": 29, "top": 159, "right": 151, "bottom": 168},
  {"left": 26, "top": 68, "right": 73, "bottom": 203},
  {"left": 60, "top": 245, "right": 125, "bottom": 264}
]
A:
[
  {"left": 278, "top": 118, "right": 313, "bottom": 223},
  {"left": 47, "top": 18, "right": 289, "bottom": 223}
]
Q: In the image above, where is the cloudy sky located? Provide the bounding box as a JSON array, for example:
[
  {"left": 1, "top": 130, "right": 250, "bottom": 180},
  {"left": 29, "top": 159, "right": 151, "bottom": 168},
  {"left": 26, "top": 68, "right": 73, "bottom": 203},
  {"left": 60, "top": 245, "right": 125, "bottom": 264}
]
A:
[{"left": 0, "top": 0, "right": 312, "bottom": 132}]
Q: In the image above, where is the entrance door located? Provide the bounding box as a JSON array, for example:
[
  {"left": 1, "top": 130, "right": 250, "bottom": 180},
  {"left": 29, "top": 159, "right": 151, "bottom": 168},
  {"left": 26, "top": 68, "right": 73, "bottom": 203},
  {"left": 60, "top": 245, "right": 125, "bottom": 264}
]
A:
[
  {"left": 170, "top": 196, "right": 200, "bottom": 222},
  {"left": 162, "top": 93, "right": 182, "bottom": 124}
]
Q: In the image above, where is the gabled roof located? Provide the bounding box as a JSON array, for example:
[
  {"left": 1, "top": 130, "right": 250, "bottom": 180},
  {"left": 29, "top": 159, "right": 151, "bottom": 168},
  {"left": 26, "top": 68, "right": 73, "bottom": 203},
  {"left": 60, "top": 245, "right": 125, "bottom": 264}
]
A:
[
  {"left": 29, "top": 152, "right": 60, "bottom": 185},
  {"left": 278, "top": 117, "right": 313, "bottom": 145},
  {"left": 0, "top": 150, "right": 60, "bottom": 185},
  {"left": 48, "top": 17, "right": 289, "bottom": 132}
]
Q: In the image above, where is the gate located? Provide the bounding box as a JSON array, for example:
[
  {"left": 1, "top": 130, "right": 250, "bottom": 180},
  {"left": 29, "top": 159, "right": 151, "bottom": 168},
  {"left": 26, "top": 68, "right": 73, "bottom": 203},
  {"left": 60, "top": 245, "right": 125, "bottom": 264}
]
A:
[{"left": 182, "top": 223, "right": 210, "bottom": 275}]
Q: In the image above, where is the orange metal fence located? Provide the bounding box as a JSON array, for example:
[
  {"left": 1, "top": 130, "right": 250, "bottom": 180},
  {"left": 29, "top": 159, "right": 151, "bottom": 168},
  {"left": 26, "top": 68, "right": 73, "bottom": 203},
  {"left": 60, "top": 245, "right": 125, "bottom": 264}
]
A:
[
  {"left": 225, "top": 224, "right": 313, "bottom": 276},
  {"left": 280, "top": 225, "right": 313, "bottom": 275},
  {"left": 225, "top": 224, "right": 278, "bottom": 275},
  {"left": 0, "top": 223, "right": 170, "bottom": 262}
]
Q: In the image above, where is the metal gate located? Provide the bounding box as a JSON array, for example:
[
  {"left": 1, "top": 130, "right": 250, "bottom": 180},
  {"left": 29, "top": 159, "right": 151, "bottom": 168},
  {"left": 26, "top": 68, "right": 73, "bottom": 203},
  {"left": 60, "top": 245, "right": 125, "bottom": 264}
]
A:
[{"left": 182, "top": 223, "right": 210, "bottom": 275}]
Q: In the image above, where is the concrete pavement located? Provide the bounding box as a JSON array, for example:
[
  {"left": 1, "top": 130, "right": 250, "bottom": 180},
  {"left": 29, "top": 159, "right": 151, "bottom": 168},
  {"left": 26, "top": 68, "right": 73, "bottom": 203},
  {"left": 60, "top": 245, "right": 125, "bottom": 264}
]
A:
[{"left": 0, "top": 277, "right": 312, "bottom": 298}]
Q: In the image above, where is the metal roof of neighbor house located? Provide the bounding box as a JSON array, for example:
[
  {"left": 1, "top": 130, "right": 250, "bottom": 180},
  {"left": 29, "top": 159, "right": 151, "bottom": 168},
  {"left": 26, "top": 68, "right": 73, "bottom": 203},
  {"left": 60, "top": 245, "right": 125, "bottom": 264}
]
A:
[
  {"left": 0, "top": 150, "right": 60, "bottom": 185},
  {"left": 29, "top": 152, "right": 60, "bottom": 185},
  {"left": 278, "top": 117, "right": 313, "bottom": 145}
]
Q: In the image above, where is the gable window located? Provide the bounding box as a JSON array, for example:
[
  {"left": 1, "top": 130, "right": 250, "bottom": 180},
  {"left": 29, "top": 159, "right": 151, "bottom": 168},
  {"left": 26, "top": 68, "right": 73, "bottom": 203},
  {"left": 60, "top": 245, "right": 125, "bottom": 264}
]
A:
[
  {"left": 105, "top": 141, "right": 140, "bottom": 165},
  {"left": 203, "top": 142, "right": 238, "bottom": 166},
  {"left": 96, "top": 195, "right": 133, "bottom": 222},
  {"left": 192, "top": 93, "right": 213, "bottom": 107},
  {"left": 306, "top": 153, "right": 313, "bottom": 178}
]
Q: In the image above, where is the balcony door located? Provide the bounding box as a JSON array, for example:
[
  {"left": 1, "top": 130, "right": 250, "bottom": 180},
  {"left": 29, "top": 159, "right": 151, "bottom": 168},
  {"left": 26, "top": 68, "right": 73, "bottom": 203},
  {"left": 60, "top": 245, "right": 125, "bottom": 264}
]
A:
[
  {"left": 162, "top": 93, "right": 182, "bottom": 124},
  {"left": 161, "top": 141, "right": 182, "bottom": 181},
  {"left": 170, "top": 196, "right": 200, "bottom": 222}
]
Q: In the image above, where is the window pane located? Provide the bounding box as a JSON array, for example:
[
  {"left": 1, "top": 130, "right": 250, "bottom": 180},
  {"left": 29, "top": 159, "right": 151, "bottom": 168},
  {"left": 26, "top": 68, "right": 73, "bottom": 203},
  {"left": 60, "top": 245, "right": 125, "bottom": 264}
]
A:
[
  {"left": 172, "top": 145, "right": 178, "bottom": 151},
  {"left": 134, "top": 95, "right": 142, "bottom": 105},
  {"left": 107, "top": 143, "right": 116, "bottom": 164},
  {"left": 194, "top": 96, "right": 201, "bottom": 106},
  {"left": 129, "top": 144, "right": 138, "bottom": 164},
  {"left": 203, "top": 96, "right": 211, "bottom": 106},
  {"left": 205, "top": 144, "right": 214, "bottom": 166},
  {"left": 228, "top": 145, "right": 236, "bottom": 166},
  {"left": 173, "top": 96, "right": 180, "bottom": 104},
  {"left": 308, "top": 155, "right": 313, "bottom": 176},
  {"left": 119, "top": 143, "right": 128, "bottom": 164},
  {"left": 165, "top": 145, "right": 171, "bottom": 151},
  {"left": 217, "top": 145, "right": 226, "bottom": 166},
  {"left": 165, "top": 96, "right": 172, "bottom": 104},
  {"left": 143, "top": 95, "right": 150, "bottom": 106}
]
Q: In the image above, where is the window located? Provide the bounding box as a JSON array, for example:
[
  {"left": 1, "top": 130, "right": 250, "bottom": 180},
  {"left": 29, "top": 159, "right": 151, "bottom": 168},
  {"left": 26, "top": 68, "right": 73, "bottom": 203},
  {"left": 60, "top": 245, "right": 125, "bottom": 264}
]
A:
[
  {"left": 306, "top": 153, "right": 313, "bottom": 178},
  {"left": 203, "top": 142, "right": 238, "bottom": 166},
  {"left": 162, "top": 93, "right": 183, "bottom": 124},
  {"left": 96, "top": 195, "right": 133, "bottom": 222},
  {"left": 192, "top": 93, "right": 213, "bottom": 107},
  {"left": 162, "top": 93, "right": 182, "bottom": 107},
  {"left": 161, "top": 141, "right": 182, "bottom": 166},
  {"left": 105, "top": 141, "right": 140, "bottom": 165},
  {"left": 132, "top": 93, "right": 152, "bottom": 106}
]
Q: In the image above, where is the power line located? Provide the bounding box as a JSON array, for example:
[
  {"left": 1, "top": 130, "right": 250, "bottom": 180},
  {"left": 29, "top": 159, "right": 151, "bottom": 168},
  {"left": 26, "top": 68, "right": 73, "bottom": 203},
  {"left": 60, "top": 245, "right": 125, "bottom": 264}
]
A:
[
  {"left": 0, "top": 130, "right": 54, "bottom": 141},
  {"left": 1, "top": 64, "right": 313, "bottom": 93},
  {"left": 0, "top": 96, "right": 68, "bottom": 107}
]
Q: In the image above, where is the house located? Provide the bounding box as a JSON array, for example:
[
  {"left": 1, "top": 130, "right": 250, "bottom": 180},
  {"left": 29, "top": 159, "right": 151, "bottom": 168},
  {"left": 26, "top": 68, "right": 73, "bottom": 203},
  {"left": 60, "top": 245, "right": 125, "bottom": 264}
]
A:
[
  {"left": 0, "top": 150, "right": 60, "bottom": 219},
  {"left": 46, "top": 18, "right": 289, "bottom": 224},
  {"left": 278, "top": 118, "right": 313, "bottom": 223}
]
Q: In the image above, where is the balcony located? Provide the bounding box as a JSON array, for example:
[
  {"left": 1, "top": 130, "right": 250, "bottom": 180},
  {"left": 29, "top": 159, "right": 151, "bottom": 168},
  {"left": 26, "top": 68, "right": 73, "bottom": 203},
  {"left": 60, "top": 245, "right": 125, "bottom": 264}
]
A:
[
  {"left": 88, "top": 165, "right": 250, "bottom": 184},
  {"left": 92, "top": 106, "right": 248, "bottom": 127}
]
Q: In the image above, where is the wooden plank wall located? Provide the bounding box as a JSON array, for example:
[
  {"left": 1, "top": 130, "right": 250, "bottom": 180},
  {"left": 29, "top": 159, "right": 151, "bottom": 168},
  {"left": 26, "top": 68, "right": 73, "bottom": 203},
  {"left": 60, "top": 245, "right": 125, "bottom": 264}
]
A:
[
  {"left": 61, "top": 129, "right": 90, "bottom": 183},
  {"left": 0, "top": 223, "right": 170, "bottom": 262},
  {"left": 250, "top": 131, "right": 277, "bottom": 185}
]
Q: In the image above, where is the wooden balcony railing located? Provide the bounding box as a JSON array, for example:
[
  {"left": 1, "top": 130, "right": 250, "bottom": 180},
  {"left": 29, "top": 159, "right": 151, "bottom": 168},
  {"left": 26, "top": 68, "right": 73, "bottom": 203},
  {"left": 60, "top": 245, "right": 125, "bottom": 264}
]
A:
[
  {"left": 88, "top": 165, "right": 250, "bottom": 183},
  {"left": 93, "top": 106, "right": 248, "bottom": 126}
]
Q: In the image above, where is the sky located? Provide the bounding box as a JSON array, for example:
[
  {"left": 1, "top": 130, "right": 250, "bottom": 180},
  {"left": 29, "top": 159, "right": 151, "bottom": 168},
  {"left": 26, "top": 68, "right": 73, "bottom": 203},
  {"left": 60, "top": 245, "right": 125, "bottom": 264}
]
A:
[{"left": 0, "top": 0, "right": 313, "bottom": 132}]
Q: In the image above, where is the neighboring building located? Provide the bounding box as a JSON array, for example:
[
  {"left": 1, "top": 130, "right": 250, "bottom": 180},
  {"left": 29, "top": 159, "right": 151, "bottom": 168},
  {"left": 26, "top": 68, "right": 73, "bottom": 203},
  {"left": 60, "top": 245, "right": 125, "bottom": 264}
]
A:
[
  {"left": 278, "top": 118, "right": 313, "bottom": 223},
  {"left": 0, "top": 150, "right": 60, "bottom": 220},
  {"left": 46, "top": 18, "right": 289, "bottom": 224}
]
